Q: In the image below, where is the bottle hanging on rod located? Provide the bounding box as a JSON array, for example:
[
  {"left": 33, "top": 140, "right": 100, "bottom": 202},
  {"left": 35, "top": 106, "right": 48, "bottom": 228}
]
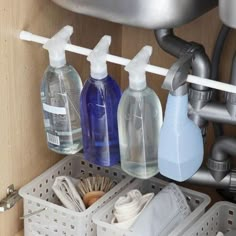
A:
[
  {"left": 41, "top": 25, "right": 83, "bottom": 155},
  {"left": 118, "top": 46, "right": 163, "bottom": 179},
  {"left": 80, "top": 36, "right": 121, "bottom": 166},
  {"left": 20, "top": 30, "right": 236, "bottom": 94},
  {"left": 158, "top": 55, "right": 204, "bottom": 182}
]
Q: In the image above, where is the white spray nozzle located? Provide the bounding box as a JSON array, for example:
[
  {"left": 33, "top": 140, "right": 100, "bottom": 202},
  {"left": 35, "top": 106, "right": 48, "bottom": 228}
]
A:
[
  {"left": 87, "top": 35, "right": 111, "bottom": 80},
  {"left": 43, "top": 25, "right": 73, "bottom": 68},
  {"left": 125, "top": 46, "right": 153, "bottom": 90}
]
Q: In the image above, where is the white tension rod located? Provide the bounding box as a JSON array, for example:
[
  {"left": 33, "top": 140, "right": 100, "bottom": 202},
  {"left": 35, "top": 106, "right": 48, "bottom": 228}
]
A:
[{"left": 20, "top": 30, "right": 236, "bottom": 94}]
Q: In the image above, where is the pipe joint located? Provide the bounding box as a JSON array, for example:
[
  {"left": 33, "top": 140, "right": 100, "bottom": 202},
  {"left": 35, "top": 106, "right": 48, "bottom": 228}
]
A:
[{"left": 207, "top": 158, "right": 231, "bottom": 182}]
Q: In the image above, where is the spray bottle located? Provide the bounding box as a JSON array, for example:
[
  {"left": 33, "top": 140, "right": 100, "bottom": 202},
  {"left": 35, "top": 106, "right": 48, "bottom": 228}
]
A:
[
  {"left": 41, "top": 25, "right": 83, "bottom": 155},
  {"left": 118, "top": 46, "right": 163, "bottom": 179},
  {"left": 80, "top": 35, "right": 121, "bottom": 166},
  {"left": 158, "top": 55, "right": 204, "bottom": 181}
]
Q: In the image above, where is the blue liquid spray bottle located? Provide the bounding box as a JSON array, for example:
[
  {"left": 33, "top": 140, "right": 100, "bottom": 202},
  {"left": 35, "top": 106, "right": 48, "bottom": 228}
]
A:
[{"left": 80, "top": 36, "right": 121, "bottom": 166}]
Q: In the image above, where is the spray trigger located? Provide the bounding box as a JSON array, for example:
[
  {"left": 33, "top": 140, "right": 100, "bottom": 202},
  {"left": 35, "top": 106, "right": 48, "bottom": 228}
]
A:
[
  {"left": 125, "top": 46, "right": 153, "bottom": 91},
  {"left": 87, "top": 35, "right": 111, "bottom": 80},
  {"left": 43, "top": 25, "right": 73, "bottom": 68}
]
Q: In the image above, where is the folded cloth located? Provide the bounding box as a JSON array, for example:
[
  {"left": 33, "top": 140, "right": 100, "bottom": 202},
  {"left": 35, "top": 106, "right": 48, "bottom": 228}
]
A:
[
  {"left": 129, "top": 183, "right": 191, "bottom": 236},
  {"left": 52, "top": 176, "right": 86, "bottom": 212},
  {"left": 111, "top": 189, "right": 154, "bottom": 229}
]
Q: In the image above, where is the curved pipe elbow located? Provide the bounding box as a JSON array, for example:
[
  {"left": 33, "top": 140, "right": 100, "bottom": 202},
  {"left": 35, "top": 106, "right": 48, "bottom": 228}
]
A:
[
  {"left": 155, "top": 28, "right": 211, "bottom": 91},
  {"left": 154, "top": 29, "right": 191, "bottom": 58},
  {"left": 212, "top": 137, "right": 236, "bottom": 162}
]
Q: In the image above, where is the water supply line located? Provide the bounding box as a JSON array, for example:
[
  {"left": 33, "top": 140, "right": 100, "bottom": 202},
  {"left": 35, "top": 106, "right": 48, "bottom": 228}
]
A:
[
  {"left": 211, "top": 25, "right": 230, "bottom": 85},
  {"left": 210, "top": 24, "right": 231, "bottom": 138}
]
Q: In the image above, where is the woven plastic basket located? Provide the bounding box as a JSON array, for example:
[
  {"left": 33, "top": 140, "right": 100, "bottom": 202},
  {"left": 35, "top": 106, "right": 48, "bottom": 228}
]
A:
[
  {"left": 19, "top": 154, "right": 132, "bottom": 236},
  {"left": 93, "top": 177, "right": 211, "bottom": 236},
  {"left": 183, "top": 201, "right": 236, "bottom": 236}
]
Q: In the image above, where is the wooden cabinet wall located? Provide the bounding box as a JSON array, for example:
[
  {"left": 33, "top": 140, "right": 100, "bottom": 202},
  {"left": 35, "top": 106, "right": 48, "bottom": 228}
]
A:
[
  {"left": 0, "top": 0, "right": 122, "bottom": 235},
  {"left": 0, "top": 1, "right": 236, "bottom": 235}
]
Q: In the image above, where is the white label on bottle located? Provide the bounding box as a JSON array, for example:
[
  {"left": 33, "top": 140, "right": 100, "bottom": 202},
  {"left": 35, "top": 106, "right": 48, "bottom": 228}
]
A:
[
  {"left": 47, "top": 133, "right": 60, "bottom": 146},
  {"left": 44, "top": 119, "right": 50, "bottom": 128},
  {"left": 43, "top": 103, "right": 66, "bottom": 115},
  {"left": 57, "top": 128, "right": 81, "bottom": 136}
]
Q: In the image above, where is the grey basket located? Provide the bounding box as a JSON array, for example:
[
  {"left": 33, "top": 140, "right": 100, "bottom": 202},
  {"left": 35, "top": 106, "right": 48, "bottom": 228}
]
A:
[
  {"left": 93, "top": 177, "right": 211, "bottom": 236},
  {"left": 183, "top": 201, "right": 236, "bottom": 236},
  {"left": 19, "top": 154, "right": 132, "bottom": 236}
]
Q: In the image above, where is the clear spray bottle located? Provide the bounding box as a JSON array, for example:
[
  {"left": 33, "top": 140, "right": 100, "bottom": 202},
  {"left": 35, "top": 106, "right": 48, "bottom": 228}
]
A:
[
  {"left": 41, "top": 25, "right": 83, "bottom": 155},
  {"left": 118, "top": 46, "right": 163, "bottom": 179}
]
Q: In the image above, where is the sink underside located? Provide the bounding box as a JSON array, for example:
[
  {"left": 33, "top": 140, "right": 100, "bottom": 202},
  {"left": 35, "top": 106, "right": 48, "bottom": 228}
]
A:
[{"left": 52, "top": 0, "right": 217, "bottom": 29}]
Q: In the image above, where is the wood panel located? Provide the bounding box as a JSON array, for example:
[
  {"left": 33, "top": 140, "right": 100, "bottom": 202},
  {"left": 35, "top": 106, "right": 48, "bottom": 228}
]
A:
[
  {"left": 15, "top": 230, "right": 23, "bottom": 236},
  {"left": 0, "top": 0, "right": 122, "bottom": 235}
]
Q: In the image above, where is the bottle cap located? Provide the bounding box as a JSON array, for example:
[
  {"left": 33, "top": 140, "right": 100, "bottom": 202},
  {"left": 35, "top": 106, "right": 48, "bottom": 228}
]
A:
[
  {"left": 43, "top": 25, "right": 73, "bottom": 68},
  {"left": 87, "top": 35, "right": 111, "bottom": 80},
  {"left": 125, "top": 46, "right": 152, "bottom": 91}
]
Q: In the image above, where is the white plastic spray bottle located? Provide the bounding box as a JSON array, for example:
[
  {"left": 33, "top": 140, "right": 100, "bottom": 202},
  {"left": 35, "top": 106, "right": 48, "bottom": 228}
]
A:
[
  {"left": 158, "top": 55, "right": 204, "bottom": 181},
  {"left": 118, "top": 46, "right": 163, "bottom": 179},
  {"left": 41, "top": 25, "right": 83, "bottom": 155}
]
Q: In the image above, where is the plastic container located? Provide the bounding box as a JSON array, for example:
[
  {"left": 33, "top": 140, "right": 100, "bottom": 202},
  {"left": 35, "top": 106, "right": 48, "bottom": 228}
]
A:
[
  {"left": 183, "top": 201, "right": 236, "bottom": 236},
  {"left": 80, "top": 74, "right": 121, "bottom": 166},
  {"left": 80, "top": 36, "right": 121, "bottom": 166},
  {"left": 93, "top": 177, "right": 211, "bottom": 236},
  {"left": 158, "top": 93, "right": 203, "bottom": 182},
  {"left": 41, "top": 25, "right": 83, "bottom": 155},
  {"left": 118, "top": 46, "right": 162, "bottom": 179},
  {"left": 19, "top": 154, "right": 132, "bottom": 236}
]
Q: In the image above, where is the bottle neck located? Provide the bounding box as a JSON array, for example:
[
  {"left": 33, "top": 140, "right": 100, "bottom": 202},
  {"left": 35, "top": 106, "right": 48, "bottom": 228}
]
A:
[
  {"left": 164, "top": 94, "right": 189, "bottom": 125},
  {"left": 90, "top": 75, "right": 109, "bottom": 82},
  {"left": 49, "top": 51, "right": 66, "bottom": 68},
  {"left": 129, "top": 74, "right": 147, "bottom": 91},
  {"left": 90, "top": 64, "right": 108, "bottom": 80},
  {"left": 48, "top": 64, "right": 68, "bottom": 71}
]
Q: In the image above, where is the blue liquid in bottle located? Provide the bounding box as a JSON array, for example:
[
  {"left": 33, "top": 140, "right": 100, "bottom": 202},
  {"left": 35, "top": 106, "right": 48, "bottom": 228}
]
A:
[{"left": 80, "top": 75, "right": 121, "bottom": 166}]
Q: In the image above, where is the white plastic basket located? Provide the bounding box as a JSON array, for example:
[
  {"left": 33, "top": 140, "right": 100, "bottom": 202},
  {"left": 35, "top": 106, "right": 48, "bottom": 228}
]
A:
[
  {"left": 19, "top": 154, "right": 133, "bottom": 236},
  {"left": 183, "top": 201, "right": 236, "bottom": 236},
  {"left": 93, "top": 178, "right": 211, "bottom": 236}
]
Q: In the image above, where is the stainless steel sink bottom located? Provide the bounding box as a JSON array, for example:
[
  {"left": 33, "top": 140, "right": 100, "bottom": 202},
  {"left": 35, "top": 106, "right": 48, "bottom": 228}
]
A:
[{"left": 52, "top": 0, "right": 217, "bottom": 29}]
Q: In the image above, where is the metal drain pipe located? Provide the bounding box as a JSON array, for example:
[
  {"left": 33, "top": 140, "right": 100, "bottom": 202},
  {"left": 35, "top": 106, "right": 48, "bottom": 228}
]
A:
[{"left": 154, "top": 29, "right": 212, "bottom": 135}]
